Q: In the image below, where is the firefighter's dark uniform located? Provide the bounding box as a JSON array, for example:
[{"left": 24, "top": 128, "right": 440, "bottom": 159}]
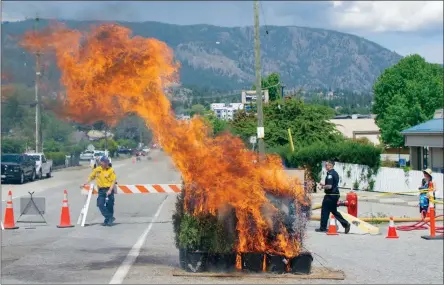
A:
[{"left": 319, "top": 169, "right": 350, "bottom": 232}]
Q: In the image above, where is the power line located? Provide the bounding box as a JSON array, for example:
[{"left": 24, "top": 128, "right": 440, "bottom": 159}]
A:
[
  {"left": 179, "top": 82, "right": 282, "bottom": 101},
  {"left": 259, "top": 1, "right": 270, "bottom": 35}
]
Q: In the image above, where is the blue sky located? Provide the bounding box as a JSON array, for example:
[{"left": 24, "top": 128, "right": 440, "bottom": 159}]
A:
[{"left": 2, "top": 1, "right": 443, "bottom": 63}]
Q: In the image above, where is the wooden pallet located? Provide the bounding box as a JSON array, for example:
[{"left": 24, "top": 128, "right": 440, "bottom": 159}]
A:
[{"left": 172, "top": 267, "right": 345, "bottom": 280}]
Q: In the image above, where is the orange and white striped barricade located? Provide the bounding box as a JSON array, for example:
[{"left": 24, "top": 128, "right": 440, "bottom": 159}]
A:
[
  {"left": 77, "top": 183, "right": 182, "bottom": 227},
  {"left": 77, "top": 184, "right": 95, "bottom": 227}
]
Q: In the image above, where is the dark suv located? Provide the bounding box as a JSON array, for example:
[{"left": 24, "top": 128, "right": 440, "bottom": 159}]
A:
[{"left": 1, "top": 154, "right": 36, "bottom": 184}]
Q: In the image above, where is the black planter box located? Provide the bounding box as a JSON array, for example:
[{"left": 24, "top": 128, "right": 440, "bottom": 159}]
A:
[
  {"left": 207, "top": 253, "right": 237, "bottom": 272},
  {"left": 241, "top": 253, "right": 265, "bottom": 272},
  {"left": 290, "top": 252, "right": 313, "bottom": 275},
  {"left": 266, "top": 254, "right": 289, "bottom": 274},
  {"left": 184, "top": 251, "right": 209, "bottom": 273},
  {"left": 179, "top": 248, "right": 187, "bottom": 270}
]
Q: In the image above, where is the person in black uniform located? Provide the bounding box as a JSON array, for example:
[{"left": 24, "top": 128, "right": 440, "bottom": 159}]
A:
[{"left": 315, "top": 160, "right": 351, "bottom": 233}]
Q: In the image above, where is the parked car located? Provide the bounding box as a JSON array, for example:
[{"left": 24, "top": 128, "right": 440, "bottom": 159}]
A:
[
  {"left": 1, "top": 154, "right": 36, "bottom": 184},
  {"left": 80, "top": 150, "right": 94, "bottom": 161},
  {"left": 117, "top": 147, "right": 132, "bottom": 155},
  {"left": 26, "top": 152, "right": 53, "bottom": 179},
  {"left": 92, "top": 150, "right": 112, "bottom": 168}
]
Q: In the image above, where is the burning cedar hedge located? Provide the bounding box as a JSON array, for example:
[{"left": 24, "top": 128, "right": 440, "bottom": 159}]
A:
[
  {"left": 172, "top": 181, "right": 313, "bottom": 274},
  {"left": 20, "top": 22, "right": 312, "bottom": 273}
]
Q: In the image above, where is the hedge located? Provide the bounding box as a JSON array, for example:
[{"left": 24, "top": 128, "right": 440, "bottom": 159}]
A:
[
  {"left": 283, "top": 140, "right": 382, "bottom": 182},
  {"left": 45, "top": 152, "right": 66, "bottom": 166}
]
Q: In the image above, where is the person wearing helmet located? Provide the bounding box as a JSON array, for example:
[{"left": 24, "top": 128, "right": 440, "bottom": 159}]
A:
[
  {"left": 83, "top": 156, "right": 117, "bottom": 226},
  {"left": 418, "top": 168, "right": 435, "bottom": 218}
]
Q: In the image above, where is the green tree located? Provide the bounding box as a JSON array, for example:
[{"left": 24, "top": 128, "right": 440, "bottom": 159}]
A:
[
  {"left": 1, "top": 84, "right": 36, "bottom": 139},
  {"left": 114, "top": 114, "right": 152, "bottom": 145},
  {"left": 116, "top": 138, "right": 138, "bottom": 149},
  {"left": 204, "top": 113, "right": 229, "bottom": 137},
  {"left": 230, "top": 98, "right": 342, "bottom": 148},
  {"left": 230, "top": 110, "right": 257, "bottom": 143},
  {"left": 1, "top": 137, "right": 26, "bottom": 153},
  {"left": 373, "top": 54, "right": 444, "bottom": 147},
  {"left": 190, "top": 104, "right": 206, "bottom": 116},
  {"left": 253, "top": 72, "right": 281, "bottom": 101},
  {"left": 42, "top": 112, "right": 74, "bottom": 143},
  {"left": 93, "top": 138, "right": 119, "bottom": 156}
]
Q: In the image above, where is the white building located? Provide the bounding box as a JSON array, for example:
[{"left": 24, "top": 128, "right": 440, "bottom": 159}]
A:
[
  {"left": 241, "top": 90, "right": 269, "bottom": 105},
  {"left": 210, "top": 103, "right": 225, "bottom": 110},
  {"left": 176, "top": 114, "right": 191, "bottom": 120},
  {"left": 330, "top": 115, "right": 380, "bottom": 145},
  {"left": 210, "top": 103, "right": 244, "bottom": 120}
]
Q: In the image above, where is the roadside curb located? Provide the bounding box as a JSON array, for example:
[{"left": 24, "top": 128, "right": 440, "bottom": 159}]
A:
[{"left": 309, "top": 192, "right": 444, "bottom": 209}]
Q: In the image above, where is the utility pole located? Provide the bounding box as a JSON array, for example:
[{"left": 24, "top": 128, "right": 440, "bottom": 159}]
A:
[
  {"left": 34, "top": 16, "right": 43, "bottom": 153},
  {"left": 254, "top": 0, "right": 265, "bottom": 160},
  {"left": 104, "top": 125, "right": 108, "bottom": 152},
  {"left": 139, "top": 118, "right": 144, "bottom": 148}
]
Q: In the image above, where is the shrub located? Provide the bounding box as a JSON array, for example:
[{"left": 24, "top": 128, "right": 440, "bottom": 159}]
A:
[
  {"left": 174, "top": 182, "right": 235, "bottom": 253},
  {"left": 368, "top": 179, "right": 375, "bottom": 191},
  {"left": 381, "top": 158, "right": 396, "bottom": 168},
  {"left": 46, "top": 152, "right": 66, "bottom": 166},
  {"left": 178, "top": 214, "right": 201, "bottom": 251},
  {"left": 353, "top": 180, "right": 360, "bottom": 190},
  {"left": 1, "top": 138, "right": 26, "bottom": 153},
  {"left": 172, "top": 182, "right": 186, "bottom": 249},
  {"left": 367, "top": 169, "right": 374, "bottom": 180},
  {"left": 284, "top": 140, "right": 382, "bottom": 182}
]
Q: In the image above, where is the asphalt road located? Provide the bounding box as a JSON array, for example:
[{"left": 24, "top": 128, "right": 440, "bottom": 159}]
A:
[{"left": 1, "top": 150, "right": 443, "bottom": 284}]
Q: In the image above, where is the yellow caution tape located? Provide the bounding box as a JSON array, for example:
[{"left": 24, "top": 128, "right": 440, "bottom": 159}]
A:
[
  {"left": 315, "top": 189, "right": 443, "bottom": 200},
  {"left": 430, "top": 198, "right": 444, "bottom": 204}
]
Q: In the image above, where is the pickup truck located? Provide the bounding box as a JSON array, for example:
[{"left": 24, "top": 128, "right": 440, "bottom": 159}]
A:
[
  {"left": 80, "top": 150, "right": 94, "bottom": 161},
  {"left": 26, "top": 153, "right": 53, "bottom": 179},
  {"left": 1, "top": 154, "right": 36, "bottom": 184}
]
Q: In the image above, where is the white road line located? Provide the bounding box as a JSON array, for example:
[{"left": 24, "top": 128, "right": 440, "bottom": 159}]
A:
[{"left": 109, "top": 196, "right": 169, "bottom": 284}]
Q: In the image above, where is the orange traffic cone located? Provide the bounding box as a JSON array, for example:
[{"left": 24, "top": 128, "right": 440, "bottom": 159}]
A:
[
  {"left": 3, "top": 191, "right": 19, "bottom": 230},
  {"left": 327, "top": 214, "right": 339, "bottom": 235},
  {"left": 386, "top": 217, "right": 399, "bottom": 239},
  {"left": 57, "top": 190, "right": 74, "bottom": 228}
]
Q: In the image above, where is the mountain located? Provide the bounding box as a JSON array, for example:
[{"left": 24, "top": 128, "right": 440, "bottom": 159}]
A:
[{"left": 1, "top": 19, "right": 402, "bottom": 92}]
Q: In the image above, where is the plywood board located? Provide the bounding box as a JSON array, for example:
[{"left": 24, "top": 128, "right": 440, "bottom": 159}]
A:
[{"left": 172, "top": 267, "right": 345, "bottom": 280}]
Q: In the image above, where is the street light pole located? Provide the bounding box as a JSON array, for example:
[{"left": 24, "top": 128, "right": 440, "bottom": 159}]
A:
[
  {"left": 34, "top": 16, "right": 43, "bottom": 152},
  {"left": 254, "top": 0, "right": 265, "bottom": 160}
]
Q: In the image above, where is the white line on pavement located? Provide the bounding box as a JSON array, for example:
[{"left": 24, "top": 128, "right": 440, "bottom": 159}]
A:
[{"left": 109, "top": 195, "right": 169, "bottom": 284}]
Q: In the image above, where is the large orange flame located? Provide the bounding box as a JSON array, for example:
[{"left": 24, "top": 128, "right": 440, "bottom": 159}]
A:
[{"left": 21, "top": 23, "right": 310, "bottom": 258}]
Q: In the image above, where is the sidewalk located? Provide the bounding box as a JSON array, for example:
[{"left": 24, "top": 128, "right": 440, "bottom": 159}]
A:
[{"left": 310, "top": 191, "right": 444, "bottom": 209}]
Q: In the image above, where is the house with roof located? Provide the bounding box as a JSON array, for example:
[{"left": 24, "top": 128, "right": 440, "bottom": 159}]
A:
[
  {"left": 330, "top": 114, "right": 381, "bottom": 145},
  {"left": 401, "top": 109, "right": 444, "bottom": 173}
]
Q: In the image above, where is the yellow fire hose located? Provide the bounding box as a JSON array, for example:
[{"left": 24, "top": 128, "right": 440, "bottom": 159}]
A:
[
  {"left": 310, "top": 203, "right": 444, "bottom": 222},
  {"left": 312, "top": 204, "right": 322, "bottom": 211}
]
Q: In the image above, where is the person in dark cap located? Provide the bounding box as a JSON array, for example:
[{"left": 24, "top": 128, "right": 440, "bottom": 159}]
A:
[
  {"left": 83, "top": 156, "right": 117, "bottom": 226},
  {"left": 316, "top": 160, "right": 351, "bottom": 233}
]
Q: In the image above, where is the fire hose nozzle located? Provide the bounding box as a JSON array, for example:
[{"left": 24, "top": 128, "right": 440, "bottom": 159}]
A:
[{"left": 337, "top": 200, "right": 348, "bottom": 207}]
